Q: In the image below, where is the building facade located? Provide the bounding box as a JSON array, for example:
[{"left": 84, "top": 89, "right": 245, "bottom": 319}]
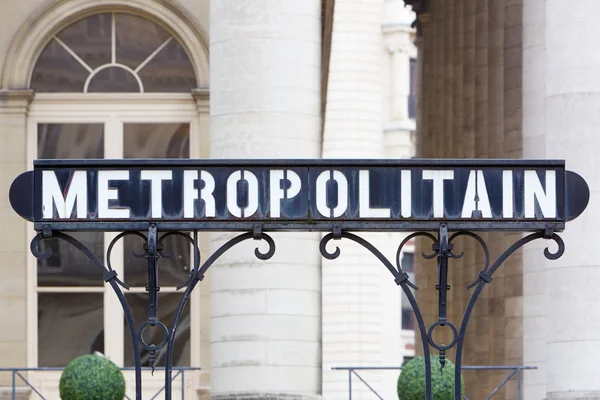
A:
[{"left": 0, "top": 0, "right": 416, "bottom": 399}]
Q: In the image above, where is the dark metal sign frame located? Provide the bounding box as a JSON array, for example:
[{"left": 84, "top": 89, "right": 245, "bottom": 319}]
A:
[
  {"left": 9, "top": 158, "right": 590, "bottom": 400},
  {"left": 11, "top": 158, "right": 588, "bottom": 232}
]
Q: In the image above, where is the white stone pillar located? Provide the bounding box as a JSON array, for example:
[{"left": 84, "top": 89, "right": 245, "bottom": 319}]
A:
[
  {"left": 544, "top": 1, "right": 600, "bottom": 398},
  {"left": 390, "top": 49, "right": 410, "bottom": 121},
  {"left": 209, "top": 1, "right": 322, "bottom": 399},
  {"left": 521, "top": 0, "right": 548, "bottom": 399},
  {"left": 321, "top": 1, "right": 391, "bottom": 399}
]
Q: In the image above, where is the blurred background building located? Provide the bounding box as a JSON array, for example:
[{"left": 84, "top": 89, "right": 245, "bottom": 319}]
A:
[
  {"left": 3, "top": 0, "right": 598, "bottom": 399},
  {"left": 0, "top": 0, "right": 417, "bottom": 399}
]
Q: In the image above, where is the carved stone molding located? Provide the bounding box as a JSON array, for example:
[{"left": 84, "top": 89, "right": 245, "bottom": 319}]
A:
[
  {"left": 192, "top": 88, "right": 209, "bottom": 113},
  {"left": 0, "top": 89, "right": 34, "bottom": 115}
]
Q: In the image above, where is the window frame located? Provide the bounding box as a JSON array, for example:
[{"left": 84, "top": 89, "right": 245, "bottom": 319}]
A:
[
  {"left": 26, "top": 93, "right": 205, "bottom": 372},
  {"left": 30, "top": 11, "right": 198, "bottom": 94}
]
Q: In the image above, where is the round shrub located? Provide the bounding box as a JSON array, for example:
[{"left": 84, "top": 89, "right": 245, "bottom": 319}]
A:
[
  {"left": 59, "top": 354, "right": 125, "bottom": 400},
  {"left": 397, "top": 356, "right": 464, "bottom": 400}
]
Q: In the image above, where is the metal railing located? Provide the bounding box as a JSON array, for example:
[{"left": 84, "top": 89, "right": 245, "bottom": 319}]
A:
[
  {"left": 0, "top": 366, "right": 201, "bottom": 400},
  {"left": 331, "top": 365, "right": 537, "bottom": 400}
]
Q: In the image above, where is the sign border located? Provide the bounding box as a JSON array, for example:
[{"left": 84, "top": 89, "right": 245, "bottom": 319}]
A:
[{"left": 10, "top": 158, "right": 588, "bottom": 233}]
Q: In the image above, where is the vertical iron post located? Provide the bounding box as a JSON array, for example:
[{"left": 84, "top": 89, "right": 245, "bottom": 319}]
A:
[
  {"left": 436, "top": 224, "right": 451, "bottom": 324},
  {"left": 349, "top": 369, "right": 352, "bottom": 400},
  {"left": 146, "top": 224, "right": 160, "bottom": 325}
]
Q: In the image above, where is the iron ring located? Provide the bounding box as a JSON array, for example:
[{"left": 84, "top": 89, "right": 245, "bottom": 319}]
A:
[
  {"left": 137, "top": 321, "right": 169, "bottom": 351},
  {"left": 426, "top": 320, "right": 459, "bottom": 351}
]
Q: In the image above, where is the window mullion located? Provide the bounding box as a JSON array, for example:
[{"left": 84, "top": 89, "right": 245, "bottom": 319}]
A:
[
  {"left": 111, "top": 12, "right": 116, "bottom": 64},
  {"left": 104, "top": 116, "right": 125, "bottom": 365}
]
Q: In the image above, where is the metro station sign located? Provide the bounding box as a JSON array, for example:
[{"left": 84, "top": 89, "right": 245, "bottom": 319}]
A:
[{"left": 9, "top": 159, "right": 589, "bottom": 232}]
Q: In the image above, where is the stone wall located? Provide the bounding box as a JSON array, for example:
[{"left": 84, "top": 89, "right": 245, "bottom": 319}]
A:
[{"left": 0, "top": 90, "right": 32, "bottom": 386}]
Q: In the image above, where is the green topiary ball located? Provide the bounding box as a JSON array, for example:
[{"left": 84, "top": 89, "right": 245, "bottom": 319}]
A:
[
  {"left": 397, "top": 356, "right": 464, "bottom": 400},
  {"left": 59, "top": 354, "right": 125, "bottom": 400}
]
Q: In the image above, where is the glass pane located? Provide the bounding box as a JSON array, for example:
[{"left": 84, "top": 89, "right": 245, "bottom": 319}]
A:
[
  {"left": 38, "top": 123, "right": 104, "bottom": 159},
  {"left": 123, "top": 123, "right": 190, "bottom": 286},
  {"left": 31, "top": 39, "right": 89, "bottom": 92},
  {"left": 115, "top": 13, "right": 171, "bottom": 70},
  {"left": 401, "top": 309, "right": 415, "bottom": 331},
  {"left": 123, "top": 233, "right": 192, "bottom": 287},
  {"left": 400, "top": 252, "right": 414, "bottom": 272},
  {"left": 401, "top": 269, "right": 415, "bottom": 311},
  {"left": 401, "top": 270, "right": 416, "bottom": 330},
  {"left": 87, "top": 67, "right": 141, "bottom": 93},
  {"left": 38, "top": 293, "right": 103, "bottom": 367},
  {"left": 138, "top": 39, "right": 197, "bottom": 92},
  {"left": 124, "top": 293, "right": 190, "bottom": 367},
  {"left": 37, "top": 233, "right": 105, "bottom": 287},
  {"left": 37, "top": 124, "right": 104, "bottom": 286},
  {"left": 123, "top": 123, "right": 189, "bottom": 159},
  {"left": 56, "top": 13, "right": 112, "bottom": 70}
]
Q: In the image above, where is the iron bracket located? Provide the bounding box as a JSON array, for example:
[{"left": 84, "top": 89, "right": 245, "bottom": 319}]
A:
[{"left": 333, "top": 224, "right": 342, "bottom": 240}]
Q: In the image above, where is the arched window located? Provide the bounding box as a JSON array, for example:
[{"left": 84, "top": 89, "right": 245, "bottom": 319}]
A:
[
  {"left": 31, "top": 12, "right": 197, "bottom": 93},
  {"left": 26, "top": 11, "right": 207, "bottom": 395}
]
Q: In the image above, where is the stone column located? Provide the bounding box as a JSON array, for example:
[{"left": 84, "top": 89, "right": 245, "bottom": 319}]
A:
[
  {"left": 521, "top": 0, "right": 547, "bottom": 398},
  {"left": 209, "top": 1, "right": 322, "bottom": 399},
  {"left": 390, "top": 49, "right": 411, "bottom": 121},
  {"left": 544, "top": 1, "right": 600, "bottom": 399},
  {"left": 321, "top": 0, "right": 388, "bottom": 399}
]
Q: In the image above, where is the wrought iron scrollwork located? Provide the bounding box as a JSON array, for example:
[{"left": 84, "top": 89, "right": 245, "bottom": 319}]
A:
[
  {"left": 164, "top": 228, "right": 275, "bottom": 399},
  {"left": 32, "top": 228, "right": 143, "bottom": 397},
  {"left": 320, "top": 230, "right": 434, "bottom": 399},
  {"left": 320, "top": 224, "right": 565, "bottom": 400},
  {"left": 30, "top": 220, "right": 564, "bottom": 400},
  {"left": 30, "top": 224, "right": 276, "bottom": 400},
  {"left": 452, "top": 228, "right": 564, "bottom": 400}
]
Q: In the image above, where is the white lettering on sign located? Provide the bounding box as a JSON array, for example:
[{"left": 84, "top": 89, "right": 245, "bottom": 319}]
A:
[
  {"left": 503, "top": 170, "right": 513, "bottom": 218},
  {"left": 183, "top": 170, "right": 198, "bottom": 218},
  {"left": 422, "top": 170, "right": 454, "bottom": 218},
  {"left": 525, "top": 170, "right": 556, "bottom": 218},
  {"left": 270, "top": 170, "right": 301, "bottom": 218},
  {"left": 200, "top": 171, "right": 216, "bottom": 217},
  {"left": 35, "top": 167, "right": 563, "bottom": 222},
  {"left": 98, "top": 170, "right": 130, "bottom": 219},
  {"left": 461, "top": 170, "right": 492, "bottom": 218},
  {"left": 184, "top": 170, "right": 216, "bottom": 218},
  {"left": 359, "top": 170, "right": 390, "bottom": 218},
  {"left": 42, "top": 170, "right": 87, "bottom": 218},
  {"left": 401, "top": 170, "right": 412, "bottom": 218},
  {"left": 141, "top": 170, "right": 172, "bottom": 218},
  {"left": 316, "top": 170, "right": 348, "bottom": 218},
  {"left": 227, "top": 170, "right": 259, "bottom": 218}
]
